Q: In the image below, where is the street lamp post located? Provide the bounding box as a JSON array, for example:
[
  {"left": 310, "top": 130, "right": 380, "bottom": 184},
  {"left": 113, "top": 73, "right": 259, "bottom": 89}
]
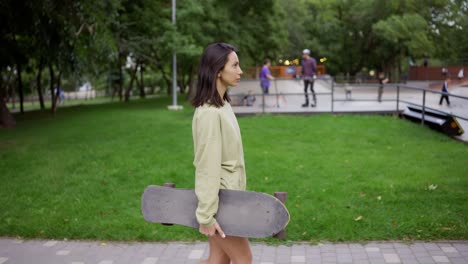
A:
[{"left": 168, "top": 0, "right": 183, "bottom": 110}]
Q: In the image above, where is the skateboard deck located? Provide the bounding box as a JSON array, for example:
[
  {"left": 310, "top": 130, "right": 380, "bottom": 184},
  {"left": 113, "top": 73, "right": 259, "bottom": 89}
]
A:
[{"left": 141, "top": 185, "right": 290, "bottom": 238}]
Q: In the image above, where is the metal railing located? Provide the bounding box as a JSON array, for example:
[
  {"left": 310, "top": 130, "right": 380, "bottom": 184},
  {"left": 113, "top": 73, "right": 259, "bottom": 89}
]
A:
[
  {"left": 396, "top": 85, "right": 468, "bottom": 123},
  {"left": 232, "top": 78, "right": 468, "bottom": 127}
]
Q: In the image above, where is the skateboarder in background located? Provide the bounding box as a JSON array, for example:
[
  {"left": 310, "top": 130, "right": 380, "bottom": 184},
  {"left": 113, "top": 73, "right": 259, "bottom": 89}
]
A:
[
  {"left": 377, "top": 72, "right": 388, "bottom": 103},
  {"left": 439, "top": 76, "right": 451, "bottom": 106},
  {"left": 301, "top": 49, "right": 317, "bottom": 107},
  {"left": 191, "top": 42, "right": 252, "bottom": 264},
  {"left": 260, "top": 58, "right": 275, "bottom": 94}
]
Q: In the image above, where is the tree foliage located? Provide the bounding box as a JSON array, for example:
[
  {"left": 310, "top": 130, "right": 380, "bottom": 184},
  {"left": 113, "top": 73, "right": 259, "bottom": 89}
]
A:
[{"left": 1, "top": 0, "right": 466, "bottom": 125}]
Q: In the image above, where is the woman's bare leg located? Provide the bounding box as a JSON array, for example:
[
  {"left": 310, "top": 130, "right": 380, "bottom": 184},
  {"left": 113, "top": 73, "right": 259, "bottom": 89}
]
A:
[
  {"left": 198, "top": 236, "right": 230, "bottom": 264},
  {"left": 210, "top": 235, "right": 252, "bottom": 264}
]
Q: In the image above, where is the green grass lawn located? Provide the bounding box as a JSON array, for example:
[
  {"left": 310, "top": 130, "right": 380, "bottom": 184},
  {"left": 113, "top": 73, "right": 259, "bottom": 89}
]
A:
[{"left": 0, "top": 96, "right": 467, "bottom": 243}]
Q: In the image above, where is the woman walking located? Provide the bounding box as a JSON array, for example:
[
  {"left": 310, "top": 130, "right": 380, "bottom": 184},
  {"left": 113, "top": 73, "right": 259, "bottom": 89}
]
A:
[{"left": 191, "top": 42, "right": 252, "bottom": 264}]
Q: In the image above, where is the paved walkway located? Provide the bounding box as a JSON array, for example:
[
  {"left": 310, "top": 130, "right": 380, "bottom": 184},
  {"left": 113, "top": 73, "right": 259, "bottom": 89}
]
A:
[{"left": 1, "top": 237, "right": 467, "bottom": 264}]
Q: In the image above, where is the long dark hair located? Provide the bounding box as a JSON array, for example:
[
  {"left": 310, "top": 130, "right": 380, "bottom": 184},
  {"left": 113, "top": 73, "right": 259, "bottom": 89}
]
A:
[{"left": 191, "top": 42, "right": 237, "bottom": 108}]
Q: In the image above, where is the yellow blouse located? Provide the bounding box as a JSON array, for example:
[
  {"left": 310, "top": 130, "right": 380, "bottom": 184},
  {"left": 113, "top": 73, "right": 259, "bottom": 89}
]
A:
[{"left": 192, "top": 102, "right": 247, "bottom": 227}]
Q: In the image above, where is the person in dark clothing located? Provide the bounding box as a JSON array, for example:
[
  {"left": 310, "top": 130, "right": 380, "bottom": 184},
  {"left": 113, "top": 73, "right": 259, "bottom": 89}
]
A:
[
  {"left": 377, "top": 72, "right": 388, "bottom": 103},
  {"left": 301, "top": 49, "right": 317, "bottom": 107},
  {"left": 441, "top": 67, "right": 448, "bottom": 77},
  {"left": 439, "top": 76, "right": 450, "bottom": 106}
]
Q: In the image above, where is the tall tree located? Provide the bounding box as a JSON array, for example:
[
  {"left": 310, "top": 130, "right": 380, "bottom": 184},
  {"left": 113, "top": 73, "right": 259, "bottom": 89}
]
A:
[{"left": 373, "top": 13, "right": 434, "bottom": 80}]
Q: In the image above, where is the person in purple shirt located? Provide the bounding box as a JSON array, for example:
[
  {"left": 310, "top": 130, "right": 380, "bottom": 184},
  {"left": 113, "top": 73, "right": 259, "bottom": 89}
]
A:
[
  {"left": 260, "top": 59, "right": 275, "bottom": 94},
  {"left": 301, "top": 49, "right": 317, "bottom": 107}
]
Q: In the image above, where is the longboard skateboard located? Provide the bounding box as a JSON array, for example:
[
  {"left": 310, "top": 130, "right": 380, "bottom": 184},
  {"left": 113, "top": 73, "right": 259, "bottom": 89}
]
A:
[{"left": 141, "top": 185, "right": 290, "bottom": 238}]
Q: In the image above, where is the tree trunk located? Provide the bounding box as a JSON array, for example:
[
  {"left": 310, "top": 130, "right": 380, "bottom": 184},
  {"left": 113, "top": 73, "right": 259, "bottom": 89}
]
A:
[
  {"left": 139, "top": 64, "right": 145, "bottom": 98},
  {"left": 2, "top": 70, "right": 13, "bottom": 106},
  {"left": 0, "top": 99, "right": 16, "bottom": 128},
  {"left": 154, "top": 54, "right": 172, "bottom": 95},
  {"left": 398, "top": 51, "right": 403, "bottom": 83},
  {"left": 0, "top": 77, "right": 15, "bottom": 128},
  {"left": 16, "top": 63, "right": 25, "bottom": 114},
  {"left": 49, "top": 63, "right": 56, "bottom": 112},
  {"left": 178, "top": 78, "right": 184, "bottom": 95},
  {"left": 118, "top": 53, "right": 123, "bottom": 102},
  {"left": 187, "top": 63, "right": 195, "bottom": 100},
  {"left": 51, "top": 71, "right": 61, "bottom": 113},
  {"left": 124, "top": 64, "right": 139, "bottom": 102},
  {"left": 11, "top": 84, "right": 15, "bottom": 109},
  {"left": 0, "top": 73, "right": 4, "bottom": 100},
  {"left": 36, "top": 58, "right": 45, "bottom": 110},
  {"left": 181, "top": 65, "right": 188, "bottom": 94},
  {"left": 177, "top": 63, "right": 186, "bottom": 94},
  {"left": 163, "top": 69, "right": 172, "bottom": 95}
]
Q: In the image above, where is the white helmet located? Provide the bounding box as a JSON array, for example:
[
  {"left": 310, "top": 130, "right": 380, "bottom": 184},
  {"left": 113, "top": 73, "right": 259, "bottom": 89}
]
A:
[{"left": 302, "top": 49, "right": 310, "bottom": 55}]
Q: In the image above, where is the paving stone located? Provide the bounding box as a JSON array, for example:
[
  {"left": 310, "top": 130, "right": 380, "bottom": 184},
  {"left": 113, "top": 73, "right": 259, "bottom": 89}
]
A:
[
  {"left": 322, "top": 256, "right": 337, "bottom": 262},
  {"left": 395, "top": 247, "right": 413, "bottom": 255},
  {"left": 306, "top": 252, "right": 321, "bottom": 258},
  {"left": 413, "top": 250, "right": 431, "bottom": 257},
  {"left": 292, "top": 244, "right": 306, "bottom": 250},
  {"left": 367, "top": 252, "right": 384, "bottom": 259},
  {"left": 381, "top": 248, "right": 397, "bottom": 254},
  {"left": 424, "top": 243, "right": 441, "bottom": 250},
  {"left": 410, "top": 244, "right": 427, "bottom": 252},
  {"left": 366, "top": 243, "right": 382, "bottom": 248},
  {"left": 306, "top": 246, "right": 320, "bottom": 254},
  {"left": 141, "top": 257, "right": 158, "bottom": 264},
  {"left": 336, "top": 253, "right": 353, "bottom": 263},
  {"left": 393, "top": 243, "right": 408, "bottom": 248},
  {"left": 352, "top": 253, "right": 368, "bottom": 260},
  {"left": 349, "top": 243, "right": 365, "bottom": 249},
  {"left": 56, "top": 249, "right": 70, "bottom": 255},
  {"left": 276, "top": 254, "right": 291, "bottom": 262},
  {"left": 336, "top": 248, "right": 351, "bottom": 254},
  {"left": 441, "top": 246, "right": 458, "bottom": 253},
  {"left": 453, "top": 244, "right": 468, "bottom": 251},
  {"left": 188, "top": 249, "right": 204, "bottom": 259},
  {"left": 428, "top": 250, "right": 446, "bottom": 256},
  {"left": 449, "top": 257, "right": 468, "bottom": 264},
  {"left": 321, "top": 244, "right": 337, "bottom": 253},
  {"left": 446, "top": 252, "right": 464, "bottom": 258},
  {"left": 97, "top": 260, "right": 114, "bottom": 264},
  {"left": 416, "top": 256, "right": 436, "bottom": 264},
  {"left": 400, "top": 259, "right": 419, "bottom": 264},
  {"left": 351, "top": 249, "right": 367, "bottom": 256},
  {"left": 431, "top": 255, "right": 450, "bottom": 263},
  {"left": 354, "top": 260, "right": 370, "bottom": 264},
  {"left": 43, "top": 240, "right": 58, "bottom": 247},
  {"left": 399, "top": 255, "right": 418, "bottom": 262},
  {"left": 291, "top": 255, "right": 306, "bottom": 262},
  {"left": 379, "top": 243, "right": 395, "bottom": 249},
  {"left": 260, "top": 255, "right": 275, "bottom": 262},
  {"left": 366, "top": 247, "right": 381, "bottom": 252},
  {"left": 306, "top": 256, "right": 321, "bottom": 262},
  {"left": 383, "top": 253, "right": 401, "bottom": 263},
  {"left": 368, "top": 258, "right": 386, "bottom": 264}
]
